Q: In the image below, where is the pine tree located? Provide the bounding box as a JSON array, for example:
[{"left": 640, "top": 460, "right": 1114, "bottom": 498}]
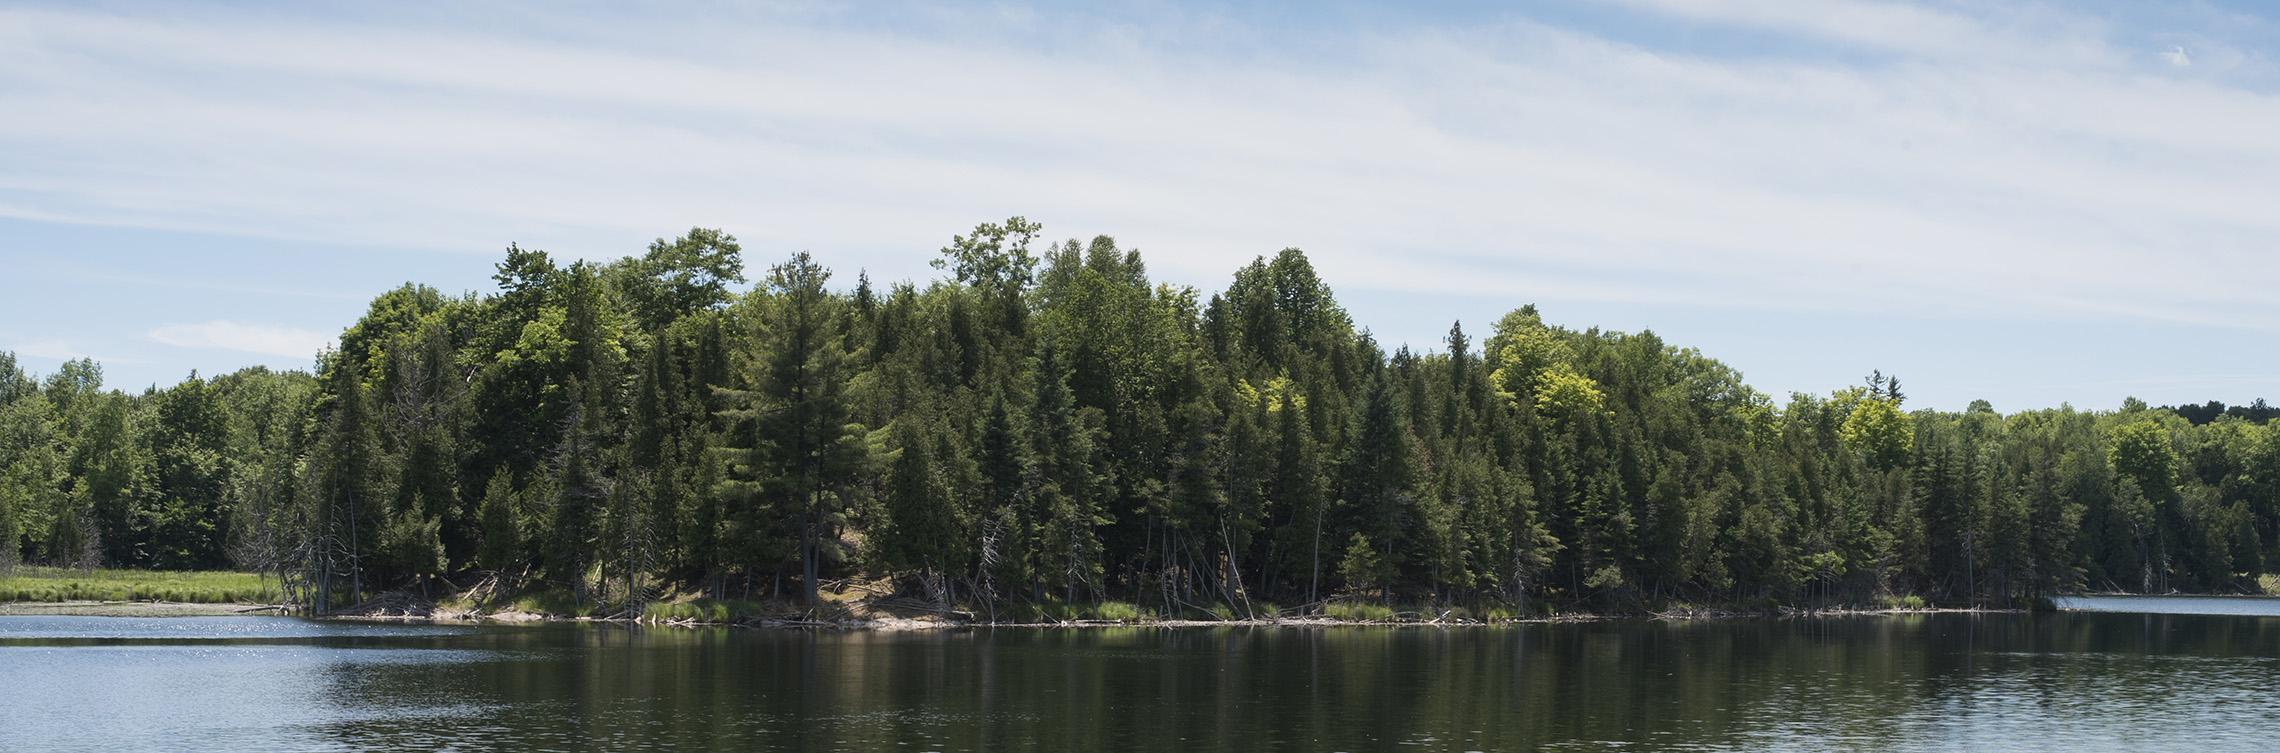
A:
[{"left": 718, "top": 252, "right": 867, "bottom": 605}]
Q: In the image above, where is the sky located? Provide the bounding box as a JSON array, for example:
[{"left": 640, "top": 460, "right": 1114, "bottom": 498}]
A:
[{"left": 2, "top": 0, "right": 2277, "bottom": 412}]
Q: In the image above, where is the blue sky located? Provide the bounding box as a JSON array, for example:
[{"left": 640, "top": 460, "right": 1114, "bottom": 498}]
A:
[{"left": 2, "top": 0, "right": 2277, "bottom": 411}]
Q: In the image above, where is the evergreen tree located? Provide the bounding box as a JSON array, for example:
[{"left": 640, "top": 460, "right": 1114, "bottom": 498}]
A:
[
  {"left": 719, "top": 252, "right": 868, "bottom": 604},
  {"left": 476, "top": 469, "right": 522, "bottom": 572},
  {"left": 17, "top": 218, "right": 2275, "bottom": 616}
]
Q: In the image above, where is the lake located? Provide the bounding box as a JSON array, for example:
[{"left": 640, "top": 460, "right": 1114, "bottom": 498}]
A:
[
  {"left": 6, "top": 607, "right": 2280, "bottom": 751},
  {"left": 2053, "top": 594, "right": 2280, "bottom": 617}
]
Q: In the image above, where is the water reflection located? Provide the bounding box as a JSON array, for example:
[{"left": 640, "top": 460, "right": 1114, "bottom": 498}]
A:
[
  {"left": 0, "top": 615, "right": 476, "bottom": 641},
  {"left": 4, "top": 613, "right": 2279, "bottom": 751},
  {"left": 2055, "top": 595, "right": 2280, "bottom": 617}
]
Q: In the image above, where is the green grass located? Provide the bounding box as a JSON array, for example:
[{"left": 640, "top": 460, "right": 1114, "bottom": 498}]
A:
[
  {"left": 1875, "top": 594, "right": 1927, "bottom": 610},
  {"left": 641, "top": 598, "right": 776, "bottom": 623},
  {"left": 1441, "top": 604, "right": 1512, "bottom": 620},
  {"left": 2259, "top": 574, "right": 2280, "bottom": 595},
  {"left": 1089, "top": 601, "right": 1146, "bottom": 621},
  {"left": 645, "top": 599, "right": 733, "bottom": 622},
  {"left": 997, "top": 600, "right": 1156, "bottom": 622},
  {"left": 1324, "top": 601, "right": 1395, "bottom": 622},
  {"left": 0, "top": 567, "right": 280, "bottom": 604},
  {"left": 510, "top": 589, "right": 597, "bottom": 617}
]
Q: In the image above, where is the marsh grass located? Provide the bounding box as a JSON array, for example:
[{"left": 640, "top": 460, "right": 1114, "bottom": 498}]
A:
[{"left": 0, "top": 567, "right": 279, "bottom": 604}]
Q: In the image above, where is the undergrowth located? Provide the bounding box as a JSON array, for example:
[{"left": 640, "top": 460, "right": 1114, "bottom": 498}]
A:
[
  {"left": 643, "top": 598, "right": 777, "bottom": 622},
  {"left": 1005, "top": 600, "right": 1156, "bottom": 622},
  {"left": 1324, "top": 601, "right": 1395, "bottom": 622},
  {"left": 511, "top": 590, "right": 597, "bottom": 618}
]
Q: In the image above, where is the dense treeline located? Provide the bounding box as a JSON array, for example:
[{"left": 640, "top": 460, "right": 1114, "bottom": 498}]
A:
[{"left": 4, "top": 219, "right": 2278, "bottom": 613}]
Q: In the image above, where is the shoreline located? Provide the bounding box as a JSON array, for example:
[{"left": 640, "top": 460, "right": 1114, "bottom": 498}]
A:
[
  {"left": 0, "top": 600, "right": 2019, "bottom": 626},
  {"left": 312, "top": 604, "right": 2031, "bottom": 629}
]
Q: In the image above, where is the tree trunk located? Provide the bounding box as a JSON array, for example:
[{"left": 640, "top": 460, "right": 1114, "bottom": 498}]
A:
[{"left": 802, "top": 489, "right": 821, "bottom": 605}]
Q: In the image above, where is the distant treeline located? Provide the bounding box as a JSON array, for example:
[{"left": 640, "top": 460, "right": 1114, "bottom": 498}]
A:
[
  {"left": 3, "top": 219, "right": 2276, "bottom": 612},
  {"left": 2169, "top": 400, "right": 2280, "bottom": 427}
]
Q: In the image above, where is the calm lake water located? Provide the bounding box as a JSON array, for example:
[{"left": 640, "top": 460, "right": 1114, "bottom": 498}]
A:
[
  {"left": 2054, "top": 594, "right": 2280, "bottom": 616},
  {"left": 6, "top": 608, "right": 2280, "bottom": 752}
]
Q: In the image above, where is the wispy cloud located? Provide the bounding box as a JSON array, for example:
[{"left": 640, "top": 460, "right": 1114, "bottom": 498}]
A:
[
  {"left": 0, "top": 1, "right": 2275, "bottom": 336},
  {"left": 149, "top": 321, "right": 332, "bottom": 359},
  {"left": 1595, "top": 0, "right": 2085, "bottom": 63},
  {"left": 9, "top": 339, "right": 94, "bottom": 361}
]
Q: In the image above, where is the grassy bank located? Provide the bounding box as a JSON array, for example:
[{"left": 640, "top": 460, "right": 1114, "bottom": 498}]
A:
[{"left": 0, "top": 566, "right": 280, "bottom": 604}]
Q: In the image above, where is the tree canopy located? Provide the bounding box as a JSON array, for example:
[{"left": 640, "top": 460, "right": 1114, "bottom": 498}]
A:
[{"left": 6, "top": 222, "right": 2277, "bottom": 614}]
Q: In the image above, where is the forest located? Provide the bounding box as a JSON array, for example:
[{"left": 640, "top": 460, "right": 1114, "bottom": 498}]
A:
[{"left": 4, "top": 219, "right": 2277, "bottom": 616}]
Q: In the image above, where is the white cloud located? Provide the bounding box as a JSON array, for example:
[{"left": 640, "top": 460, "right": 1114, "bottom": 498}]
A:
[
  {"left": 1591, "top": 0, "right": 2108, "bottom": 66},
  {"left": 0, "top": 1, "right": 2275, "bottom": 339},
  {"left": 2163, "top": 46, "right": 2192, "bottom": 67},
  {"left": 10, "top": 339, "right": 93, "bottom": 361},
  {"left": 149, "top": 321, "right": 333, "bottom": 359}
]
